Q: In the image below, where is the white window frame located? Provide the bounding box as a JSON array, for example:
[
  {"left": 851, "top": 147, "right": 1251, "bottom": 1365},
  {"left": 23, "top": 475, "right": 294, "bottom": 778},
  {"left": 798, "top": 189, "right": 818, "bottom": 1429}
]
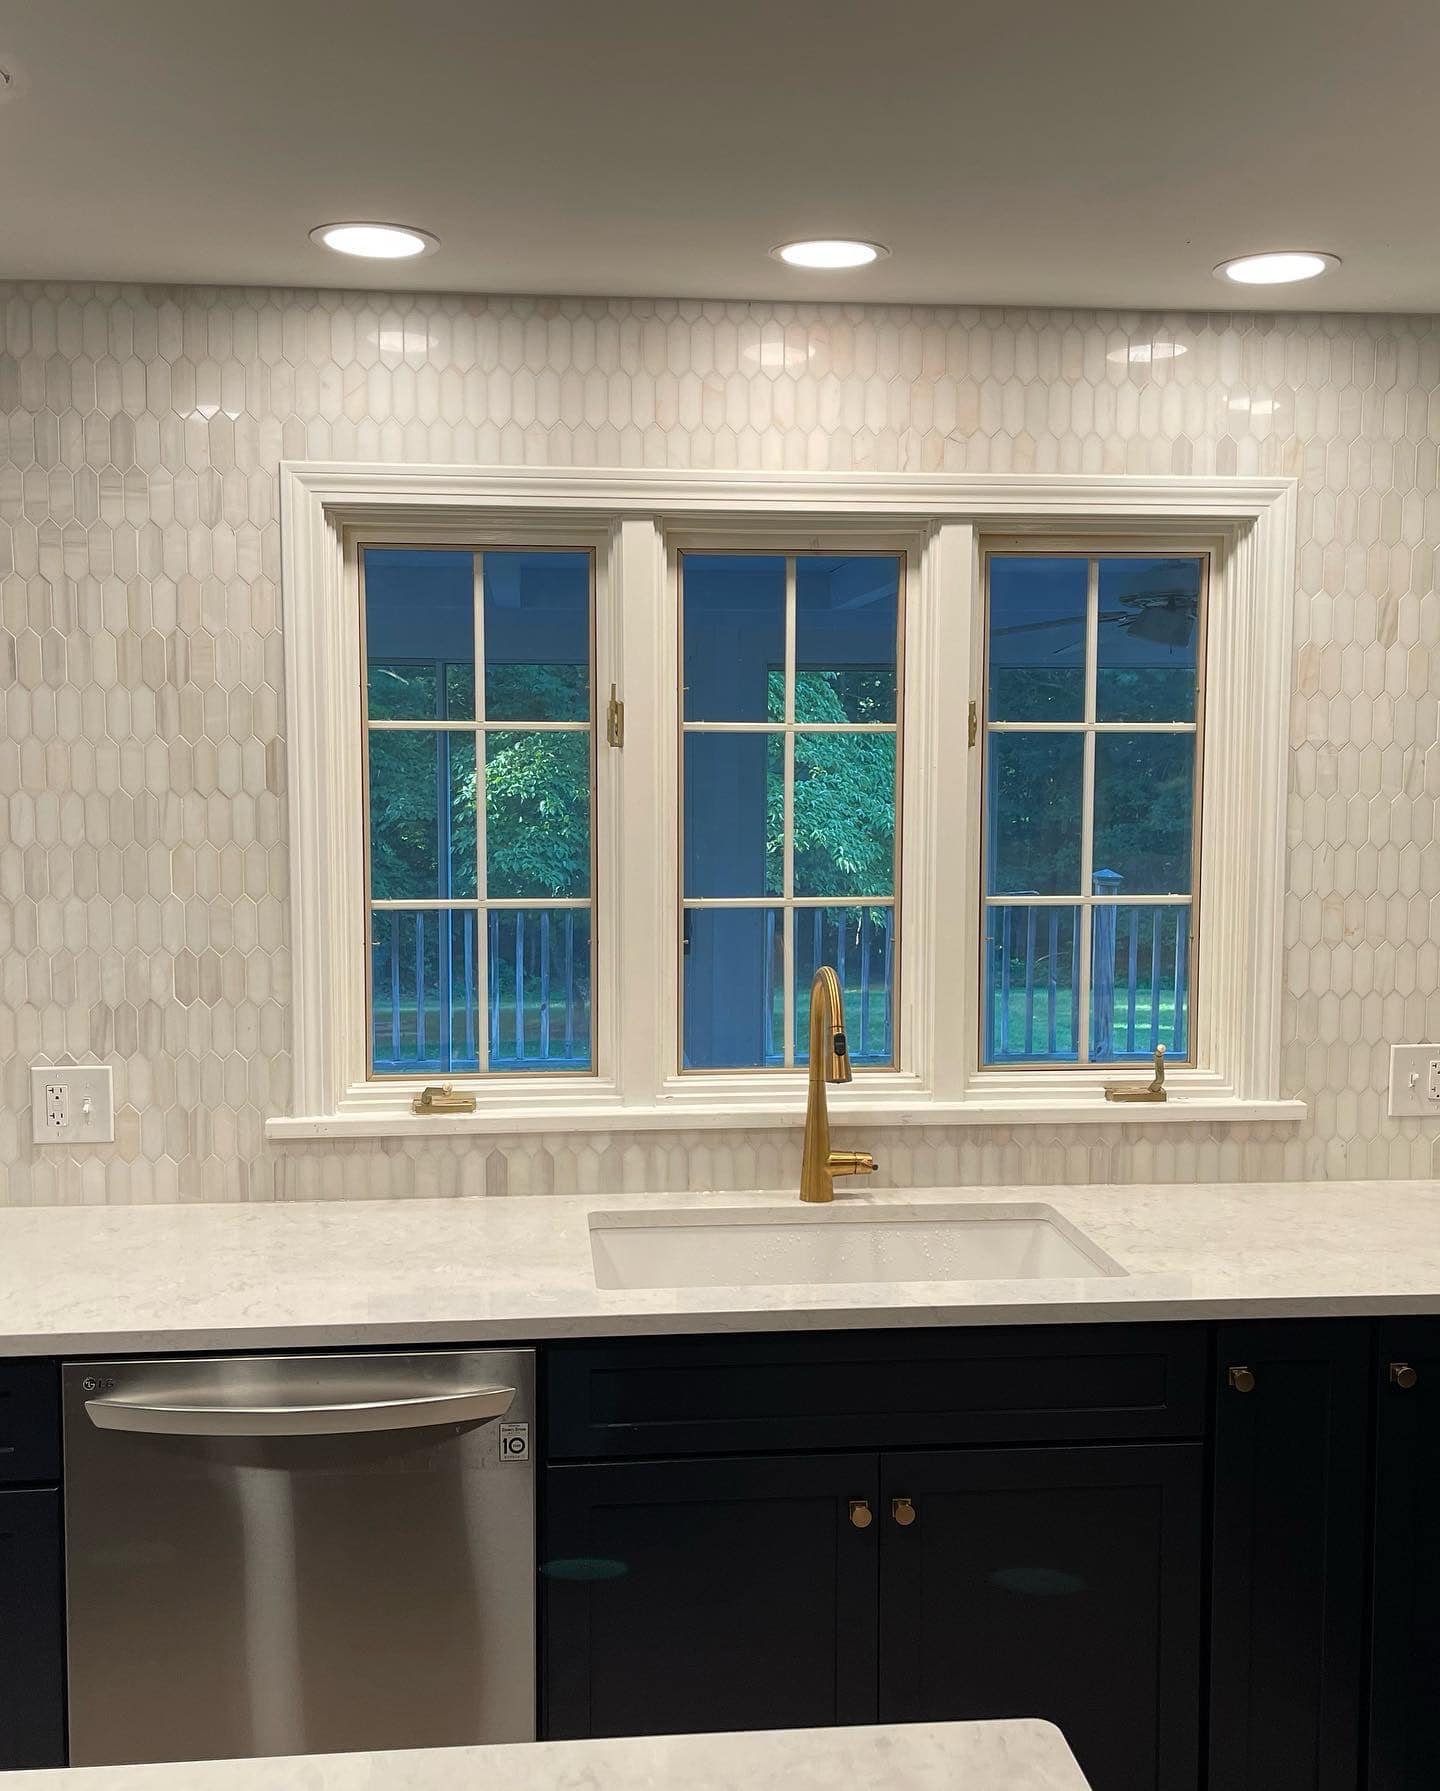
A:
[{"left": 269, "top": 464, "right": 1304, "bottom": 1140}]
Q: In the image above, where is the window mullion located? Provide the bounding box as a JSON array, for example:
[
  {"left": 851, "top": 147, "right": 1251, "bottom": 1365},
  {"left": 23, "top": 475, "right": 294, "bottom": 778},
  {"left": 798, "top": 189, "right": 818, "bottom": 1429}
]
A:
[
  {"left": 473, "top": 551, "right": 490, "bottom": 1072},
  {"left": 1077, "top": 555, "right": 1100, "bottom": 1067},
  {"left": 782, "top": 555, "right": 796, "bottom": 1069}
]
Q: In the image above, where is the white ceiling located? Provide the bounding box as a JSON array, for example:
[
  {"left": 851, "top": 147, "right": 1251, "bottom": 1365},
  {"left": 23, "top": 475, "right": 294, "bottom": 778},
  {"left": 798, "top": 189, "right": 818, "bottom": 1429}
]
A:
[{"left": 3, "top": 0, "right": 1438, "bottom": 312}]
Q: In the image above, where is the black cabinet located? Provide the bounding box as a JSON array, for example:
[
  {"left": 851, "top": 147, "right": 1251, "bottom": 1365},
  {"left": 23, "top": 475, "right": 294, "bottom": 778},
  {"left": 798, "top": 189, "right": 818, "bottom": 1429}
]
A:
[
  {"left": 0, "top": 1490, "right": 66, "bottom": 1769},
  {"left": 879, "top": 1445, "right": 1202, "bottom": 1791},
  {"left": 1369, "top": 1319, "right": 1440, "bottom": 1791},
  {"left": 543, "top": 1454, "right": 879, "bottom": 1739},
  {"left": 544, "top": 1329, "right": 1208, "bottom": 1786},
  {"left": 1207, "top": 1322, "right": 1370, "bottom": 1791}
]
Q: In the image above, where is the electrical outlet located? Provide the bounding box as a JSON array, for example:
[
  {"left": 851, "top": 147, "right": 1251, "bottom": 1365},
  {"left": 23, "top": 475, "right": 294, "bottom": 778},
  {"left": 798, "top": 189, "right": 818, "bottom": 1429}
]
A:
[
  {"left": 30, "top": 1065, "right": 114, "bottom": 1145},
  {"left": 1388, "top": 1045, "right": 1440, "bottom": 1119}
]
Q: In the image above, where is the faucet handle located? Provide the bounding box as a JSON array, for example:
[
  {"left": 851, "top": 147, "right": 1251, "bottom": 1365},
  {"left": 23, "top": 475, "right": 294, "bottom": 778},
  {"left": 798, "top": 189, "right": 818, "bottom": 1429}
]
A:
[{"left": 828, "top": 1150, "right": 878, "bottom": 1178}]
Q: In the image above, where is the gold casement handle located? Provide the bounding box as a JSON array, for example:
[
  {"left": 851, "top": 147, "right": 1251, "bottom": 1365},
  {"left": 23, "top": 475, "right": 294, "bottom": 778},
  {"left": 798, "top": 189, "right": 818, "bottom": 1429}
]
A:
[
  {"left": 892, "top": 1496, "right": 917, "bottom": 1527},
  {"left": 848, "top": 1499, "right": 873, "bottom": 1529},
  {"left": 1227, "top": 1365, "right": 1257, "bottom": 1395},
  {"left": 1390, "top": 1362, "right": 1419, "bottom": 1391}
]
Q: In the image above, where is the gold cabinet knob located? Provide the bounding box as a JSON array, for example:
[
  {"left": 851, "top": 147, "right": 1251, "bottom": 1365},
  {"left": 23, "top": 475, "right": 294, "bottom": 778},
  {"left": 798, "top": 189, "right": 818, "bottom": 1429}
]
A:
[
  {"left": 892, "top": 1496, "right": 917, "bottom": 1527},
  {"left": 848, "top": 1499, "right": 873, "bottom": 1529},
  {"left": 1391, "top": 1362, "right": 1419, "bottom": 1391},
  {"left": 1227, "top": 1365, "right": 1257, "bottom": 1394}
]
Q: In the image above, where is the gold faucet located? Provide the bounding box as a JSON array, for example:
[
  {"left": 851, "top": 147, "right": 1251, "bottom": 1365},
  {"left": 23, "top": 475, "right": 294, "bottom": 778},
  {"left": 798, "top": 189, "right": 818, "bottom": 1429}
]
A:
[{"left": 800, "top": 966, "right": 879, "bottom": 1202}]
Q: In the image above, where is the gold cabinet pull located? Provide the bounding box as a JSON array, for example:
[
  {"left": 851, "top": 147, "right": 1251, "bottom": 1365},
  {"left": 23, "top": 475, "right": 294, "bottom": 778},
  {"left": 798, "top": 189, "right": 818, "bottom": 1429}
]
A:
[
  {"left": 1227, "top": 1364, "right": 1257, "bottom": 1394},
  {"left": 892, "top": 1496, "right": 917, "bottom": 1527},
  {"left": 1390, "top": 1361, "right": 1419, "bottom": 1391},
  {"left": 848, "top": 1499, "right": 873, "bottom": 1529}
]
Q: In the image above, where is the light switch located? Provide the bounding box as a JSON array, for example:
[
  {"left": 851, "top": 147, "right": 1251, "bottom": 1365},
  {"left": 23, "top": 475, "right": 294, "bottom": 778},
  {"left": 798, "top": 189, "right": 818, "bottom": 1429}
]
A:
[
  {"left": 30, "top": 1065, "right": 115, "bottom": 1145},
  {"left": 1388, "top": 1045, "right": 1440, "bottom": 1119}
]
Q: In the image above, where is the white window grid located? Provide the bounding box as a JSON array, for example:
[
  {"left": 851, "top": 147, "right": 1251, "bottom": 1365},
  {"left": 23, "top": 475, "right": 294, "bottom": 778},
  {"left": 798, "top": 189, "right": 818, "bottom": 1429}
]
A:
[
  {"left": 359, "top": 543, "right": 598, "bottom": 1077},
  {"left": 676, "top": 549, "right": 904, "bottom": 1071},
  {"left": 979, "top": 548, "right": 1208, "bottom": 1069}
]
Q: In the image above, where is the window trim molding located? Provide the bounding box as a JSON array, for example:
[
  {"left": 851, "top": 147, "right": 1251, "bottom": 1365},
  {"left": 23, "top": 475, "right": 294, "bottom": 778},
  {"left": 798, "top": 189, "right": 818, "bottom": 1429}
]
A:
[{"left": 270, "top": 463, "right": 1304, "bottom": 1141}]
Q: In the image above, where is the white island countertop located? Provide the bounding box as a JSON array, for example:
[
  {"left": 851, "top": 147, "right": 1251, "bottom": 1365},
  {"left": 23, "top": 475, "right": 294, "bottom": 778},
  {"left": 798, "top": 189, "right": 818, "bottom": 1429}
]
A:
[
  {"left": 1, "top": 1179, "right": 1439, "bottom": 1355},
  {"left": 3, "top": 1721, "right": 1091, "bottom": 1790}
]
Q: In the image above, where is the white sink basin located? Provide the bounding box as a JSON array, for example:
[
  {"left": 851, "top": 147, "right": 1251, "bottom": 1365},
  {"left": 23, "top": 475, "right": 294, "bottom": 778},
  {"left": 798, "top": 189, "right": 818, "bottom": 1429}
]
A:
[{"left": 589, "top": 1202, "right": 1126, "bottom": 1290}]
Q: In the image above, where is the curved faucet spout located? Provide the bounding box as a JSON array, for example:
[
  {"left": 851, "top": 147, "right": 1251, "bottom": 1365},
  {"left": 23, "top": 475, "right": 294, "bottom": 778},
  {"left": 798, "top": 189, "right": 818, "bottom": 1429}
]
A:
[{"left": 799, "top": 965, "right": 879, "bottom": 1203}]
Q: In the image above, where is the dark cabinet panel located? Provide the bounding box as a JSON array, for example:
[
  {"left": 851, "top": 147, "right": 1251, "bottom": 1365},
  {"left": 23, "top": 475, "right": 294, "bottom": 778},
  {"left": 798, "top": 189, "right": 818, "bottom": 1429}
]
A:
[
  {"left": 0, "top": 1489, "right": 66, "bottom": 1769},
  {"left": 1208, "top": 1322, "right": 1369, "bottom": 1791},
  {"left": 1369, "top": 1319, "right": 1440, "bottom": 1791},
  {"left": 0, "top": 1361, "right": 60, "bottom": 1486},
  {"left": 878, "top": 1445, "right": 1203, "bottom": 1791},
  {"left": 543, "top": 1454, "right": 879, "bottom": 1740},
  {"left": 547, "top": 1326, "right": 1207, "bottom": 1459}
]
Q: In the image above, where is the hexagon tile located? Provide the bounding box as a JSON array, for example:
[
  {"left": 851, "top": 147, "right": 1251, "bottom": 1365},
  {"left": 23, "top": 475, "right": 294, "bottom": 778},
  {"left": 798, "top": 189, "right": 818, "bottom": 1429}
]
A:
[{"left": 1, "top": 283, "right": 1438, "bottom": 1203}]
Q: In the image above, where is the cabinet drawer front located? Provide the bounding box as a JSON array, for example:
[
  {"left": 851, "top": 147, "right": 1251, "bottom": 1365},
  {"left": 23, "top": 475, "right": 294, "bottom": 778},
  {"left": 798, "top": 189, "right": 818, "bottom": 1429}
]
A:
[
  {"left": 0, "top": 1362, "right": 60, "bottom": 1486},
  {"left": 546, "top": 1325, "right": 1206, "bottom": 1458}
]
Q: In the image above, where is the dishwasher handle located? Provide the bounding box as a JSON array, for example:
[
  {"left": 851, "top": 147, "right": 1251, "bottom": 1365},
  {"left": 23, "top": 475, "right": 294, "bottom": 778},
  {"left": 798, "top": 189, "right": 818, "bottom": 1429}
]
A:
[{"left": 85, "top": 1383, "right": 517, "bottom": 1438}]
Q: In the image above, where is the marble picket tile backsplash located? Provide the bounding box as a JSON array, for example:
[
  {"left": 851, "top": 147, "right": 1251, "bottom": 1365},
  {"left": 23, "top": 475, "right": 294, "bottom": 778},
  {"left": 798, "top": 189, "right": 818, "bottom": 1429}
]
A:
[{"left": 0, "top": 283, "right": 1437, "bottom": 1203}]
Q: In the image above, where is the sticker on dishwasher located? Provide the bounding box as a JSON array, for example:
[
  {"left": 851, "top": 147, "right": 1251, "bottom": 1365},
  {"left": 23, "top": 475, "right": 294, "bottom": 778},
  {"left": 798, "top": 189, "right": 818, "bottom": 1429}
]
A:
[{"left": 498, "top": 1421, "right": 530, "bottom": 1462}]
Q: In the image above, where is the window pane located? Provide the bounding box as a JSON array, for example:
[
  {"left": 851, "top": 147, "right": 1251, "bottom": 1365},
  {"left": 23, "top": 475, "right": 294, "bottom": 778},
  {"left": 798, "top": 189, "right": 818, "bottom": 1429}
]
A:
[
  {"left": 683, "top": 733, "right": 782, "bottom": 898},
  {"left": 683, "top": 906, "right": 784, "bottom": 1068},
  {"left": 364, "top": 548, "right": 475, "bottom": 720},
  {"left": 1091, "top": 903, "right": 1190, "bottom": 1062},
  {"left": 483, "top": 550, "right": 590, "bottom": 722},
  {"left": 793, "top": 732, "right": 895, "bottom": 897},
  {"left": 795, "top": 556, "right": 899, "bottom": 723},
  {"left": 370, "top": 908, "right": 480, "bottom": 1075},
  {"left": 983, "top": 903, "right": 1080, "bottom": 1064},
  {"left": 1092, "top": 732, "right": 1194, "bottom": 893},
  {"left": 484, "top": 730, "right": 590, "bottom": 900},
  {"left": 793, "top": 906, "right": 894, "bottom": 1066},
  {"left": 1096, "top": 557, "right": 1201, "bottom": 722},
  {"left": 987, "top": 556, "right": 1087, "bottom": 722},
  {"left": 486, "top": 907, "right": 592, "bottom": 1070},
  {"left": 368, "top": 731, "right": 476, "bottom": 902},
  {"left": 985, "top": 732, "right": 1083, "bottom": 895},
  {"left": 683, "top": 554, "right": 786, "bottom": 722}
]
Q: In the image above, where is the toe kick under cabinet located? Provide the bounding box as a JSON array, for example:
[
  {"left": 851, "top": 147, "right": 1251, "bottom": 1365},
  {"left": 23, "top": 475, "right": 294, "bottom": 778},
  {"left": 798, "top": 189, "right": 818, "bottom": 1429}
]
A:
[{"left": 541, "top": 1326, "right": 1208, "bottom": 1791}]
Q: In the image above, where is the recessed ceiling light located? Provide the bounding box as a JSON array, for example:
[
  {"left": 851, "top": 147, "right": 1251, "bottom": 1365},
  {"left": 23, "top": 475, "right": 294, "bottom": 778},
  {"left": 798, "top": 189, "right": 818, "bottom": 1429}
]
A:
[
  {"left": 310, "top": 222, "right": 438, "bottom": 260},
  {"left": 771, "top": 239, "right": 888, "bottom": 270},
  {"left": 1107, "top": 341, "right": 1188, "bottom": 365},
  {"left": 1215, "top": 251, "right": 1338, "bottom": 286}
]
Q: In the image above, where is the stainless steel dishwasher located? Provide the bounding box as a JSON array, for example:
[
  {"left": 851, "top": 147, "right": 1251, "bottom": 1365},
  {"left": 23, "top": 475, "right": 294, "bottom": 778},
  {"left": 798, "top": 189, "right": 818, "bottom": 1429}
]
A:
[{"left": 62, "top": 1348, "right": 536, "bottom": 1766}]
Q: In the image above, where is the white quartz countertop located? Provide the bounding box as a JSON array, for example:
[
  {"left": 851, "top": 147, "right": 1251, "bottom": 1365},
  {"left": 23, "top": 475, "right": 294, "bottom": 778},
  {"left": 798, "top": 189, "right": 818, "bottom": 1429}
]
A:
[
  {"left": 2, "top": 1179, "right": 1440, "bottom": 1355},
  {"left": 3, "top": 1722, "right": 1091, "bottom": 1790}
]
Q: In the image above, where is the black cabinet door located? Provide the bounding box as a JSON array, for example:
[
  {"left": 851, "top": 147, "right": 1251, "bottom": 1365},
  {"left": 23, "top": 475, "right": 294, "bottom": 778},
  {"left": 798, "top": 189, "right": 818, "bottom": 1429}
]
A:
[
  {"left": 0, "top": 1489, "right": 66, "bottom": 1769},
  {"left": 1370, "top": 1320, "right": 1440, "bottom": 1791},
  {"left": 543, "top": 1454, "right": 879, "bottom": 1740},
  {"left": 1208, "top": 1322, "right": 1369, "bottom": 1791},
  {"left": 878, "top": 1445, "right": 1202, "bottom": 1791}
]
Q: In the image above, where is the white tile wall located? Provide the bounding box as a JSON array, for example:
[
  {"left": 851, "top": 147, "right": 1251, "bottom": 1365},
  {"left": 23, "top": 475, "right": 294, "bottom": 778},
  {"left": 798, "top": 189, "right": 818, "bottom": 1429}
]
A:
[{"left": 0, "top": 284, "right": 1437, "bottom": 1203}]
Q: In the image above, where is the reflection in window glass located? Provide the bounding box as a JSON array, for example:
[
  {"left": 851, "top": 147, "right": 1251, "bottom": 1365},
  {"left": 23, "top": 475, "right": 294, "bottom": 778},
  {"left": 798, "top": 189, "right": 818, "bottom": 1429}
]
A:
[
  {"left": 682, "top": 554, "right": 786, "bottom": 722},
  {"left": 987, "top": 556, "right": 1087, "bottom": 722},
  {"left": 981, "top": 550, "right": 1203, "bottom": 1068},
  {"left": 680, "top": 552, "right": 902, "bottom": 1069},
  {"left": 363, "top": 546, "right": 593, "bottom": 1076}
]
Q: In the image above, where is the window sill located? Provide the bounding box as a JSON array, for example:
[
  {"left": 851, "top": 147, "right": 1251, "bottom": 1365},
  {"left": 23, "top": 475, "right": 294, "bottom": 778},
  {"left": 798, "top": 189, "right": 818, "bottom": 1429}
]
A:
[{"left": 265, "top": 1093, "right": 1306, "bottom": 1141}]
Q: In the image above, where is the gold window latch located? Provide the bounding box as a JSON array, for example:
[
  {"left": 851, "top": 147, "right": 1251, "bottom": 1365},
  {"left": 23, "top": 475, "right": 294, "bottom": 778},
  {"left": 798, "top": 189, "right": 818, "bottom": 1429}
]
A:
[
  {"left": 412, "top": 1083, "right": 477, "bottom": 1115},
  {"left": 1102, "top": 1044, "right": 1167, "bottom": 1103}
]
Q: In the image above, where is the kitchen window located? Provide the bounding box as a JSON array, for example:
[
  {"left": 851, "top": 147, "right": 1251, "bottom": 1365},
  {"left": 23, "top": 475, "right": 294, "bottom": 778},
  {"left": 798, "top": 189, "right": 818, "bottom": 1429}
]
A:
[
  {"left": 272, "top": 465, "right": 1301, "bottom": 1139},
  {"left": 679, "top": 551, "right": 902, "bottom": 1071},
  {"left": 361, "top": 546, "right": 595, "bottom": 1078},
  {"left": 981, "top": 551, "right": 1205, "bottom": 1069}
]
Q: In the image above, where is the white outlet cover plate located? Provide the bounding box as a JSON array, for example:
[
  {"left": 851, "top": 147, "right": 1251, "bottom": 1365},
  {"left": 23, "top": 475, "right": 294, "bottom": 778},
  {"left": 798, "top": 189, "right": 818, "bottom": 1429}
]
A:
[
  {"left": 30, "top": 1064, "right": 115, "bottom": 1145},
  {"left": 1388, "top": 1044, "right": 1440, "bottom": 1119}
]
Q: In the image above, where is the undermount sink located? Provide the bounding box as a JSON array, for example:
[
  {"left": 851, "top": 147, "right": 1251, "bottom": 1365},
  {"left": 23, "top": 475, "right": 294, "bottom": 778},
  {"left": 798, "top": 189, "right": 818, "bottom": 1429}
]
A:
[{"left": 589, "top": 1202, "right": 1127, "bottom": 1290}]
